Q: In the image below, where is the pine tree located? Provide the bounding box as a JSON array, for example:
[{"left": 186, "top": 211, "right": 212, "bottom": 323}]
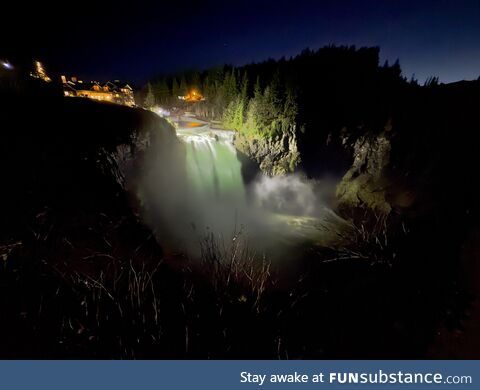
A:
[
  {"left": 253, "top": 76, "right": 261, "bottom": 98},
  {"left": 268, "top": 71, "right": 283, "bottom": 111},
  {"left": 223, "top": 70, "right": 238, "bottom": 105},
  {"left": 191, "top": 72, "right": 201, "bottom": 90},
  {"left": 153, "top": 79, "right": 170, "bottom": 105},
  {"left": 144, "top": 82, "right": 155, "bottom": 108},
  {"left": 391, "top": 59, "right": 402, "bottom": 78},
  {"left": 179, "top": 75, "right": 188, "bottom": 96},
  {"left": 232, "top": 72, "right": 249, "bottom": 130},
  {"left": 240, "top": 71, "right": 248, "bottom": 101},
  {"left": 202, "top": 76, "right": 211, "bottom": 98},
  {"left": 283, "top": 85, "right": 298, "bottom": 124},
  {"left": 245, "top": 77, "right": 261, "bottom": 135},
  {"left": 232, "top": 98, "right": 245, "bottom": 130},
  {"left": 172, "top": 78, "right": 180, "bottom": 100}
]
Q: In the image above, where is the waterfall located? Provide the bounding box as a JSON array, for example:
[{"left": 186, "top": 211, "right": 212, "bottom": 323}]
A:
[
  {"left": 164, "top": 125, "right": 253, "bottom": 247},
  {"left": 137, "top": 116, "right": 348, "bottom": 257},
  {"left": 179, "top": 130, "right": 246, "bottom": 205}
]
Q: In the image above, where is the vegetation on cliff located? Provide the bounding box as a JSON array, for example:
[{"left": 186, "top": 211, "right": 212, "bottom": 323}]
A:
[
  {"left": 144, "top": 45, "right": 404, "bottom": 174},
  {"left": 2, "top": 52, "right": 479, "bottom": 359}
]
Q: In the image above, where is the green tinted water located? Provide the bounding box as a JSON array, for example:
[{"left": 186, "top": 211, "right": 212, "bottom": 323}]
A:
[{"left": 181, "top": 131, "right": 246, "bottom": 204}]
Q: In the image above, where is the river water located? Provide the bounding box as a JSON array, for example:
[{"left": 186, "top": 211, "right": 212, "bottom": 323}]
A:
[
  {"left": 163, "top": 116, "right": 349, "bottom": 257},
  {"left": 178, "top": 122, "right": 246, "bottom": 206}
]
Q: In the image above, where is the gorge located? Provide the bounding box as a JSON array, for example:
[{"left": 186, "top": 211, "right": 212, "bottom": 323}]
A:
[
  {"left": 1, "top": 45, "right": 479, "bottom": 358},
  {"left": 134, "top": 114, "right": 349, "bottom": 258}
]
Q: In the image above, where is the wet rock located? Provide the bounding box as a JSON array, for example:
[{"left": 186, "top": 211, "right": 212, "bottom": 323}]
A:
[
  {"left": 98, "top": 115, "right": 179, "bottom": 192},
  {"left": 336, "top": 131, "right": 392, "bottom": 215},
  {"left": 233, "top": 127, "right": 300, "bottom": 176}
]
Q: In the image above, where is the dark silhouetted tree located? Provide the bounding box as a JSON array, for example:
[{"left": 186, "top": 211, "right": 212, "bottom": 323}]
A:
[{"left": 144, "top": 82, "right": 155, "bottom": 108}]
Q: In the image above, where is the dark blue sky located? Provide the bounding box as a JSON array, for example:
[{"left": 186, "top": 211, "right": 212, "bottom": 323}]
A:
[{"left": 4, "top": 0, "right": 480, "bottom": 84}]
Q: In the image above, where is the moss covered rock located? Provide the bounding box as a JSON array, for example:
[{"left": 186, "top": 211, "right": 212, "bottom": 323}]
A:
[
  {"left": 234, "top": 127, "right": 300, "bottom": 176},
  {"left": 336, "top": 131, "right": 392, "bottom": 215}
]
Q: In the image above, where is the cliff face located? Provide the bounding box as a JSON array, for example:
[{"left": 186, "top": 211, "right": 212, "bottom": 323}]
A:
[
  {"left": 335, "top": 81, "right": 480, "bottom": 222},
  {"left": 231, "top": 79, "right": 480, "bottom": 233},
  {"left": 99, "top": 109, "right": 179, "bottom": 193},
  {"left": 234, "top": 127, "right": 300, "bottom": 176},
  {"left": 336, "top": 130, "right": 392, "bottom": 216},
  {"left": 0, "top": 73, "right": 179, "bottom": 235}
]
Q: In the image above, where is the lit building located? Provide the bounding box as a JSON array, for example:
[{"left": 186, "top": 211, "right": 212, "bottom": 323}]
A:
[
  {"left": 179, "top": 89, "right": 205, "bottom": 102},
  {"left": 61, "top": 77, "right": 135, "bottom": 107},
  {"left": 30, "top": 61, "right": 51, "bottom": 82}
]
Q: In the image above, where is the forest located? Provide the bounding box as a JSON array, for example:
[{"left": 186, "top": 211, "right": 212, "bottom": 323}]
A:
[
  {"left": 144, "top": 47, "right": 403, "bottom": 137},
  {"left": 1, "top": 45, "right": 480, "bottom": 359}
]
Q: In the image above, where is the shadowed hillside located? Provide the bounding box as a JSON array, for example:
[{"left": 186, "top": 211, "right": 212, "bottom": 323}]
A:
[{"left": 1, "top": 54, "right": 479, "bottom": 358}]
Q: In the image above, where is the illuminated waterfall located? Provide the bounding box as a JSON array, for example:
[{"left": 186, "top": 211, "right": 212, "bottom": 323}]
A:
[
  {"left": 138, "top": 117, "right": 348, "bottom": 256},
  {"left": 168, "top": 127, "right": 250, "bottom": 240},
  {"left": 179, "top": 130, "right": 246, "bottom": 205}
]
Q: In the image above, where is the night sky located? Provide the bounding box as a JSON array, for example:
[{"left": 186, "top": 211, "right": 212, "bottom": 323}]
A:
[{"left": 3, "top": 0, "right": 480, "bottom": 84}]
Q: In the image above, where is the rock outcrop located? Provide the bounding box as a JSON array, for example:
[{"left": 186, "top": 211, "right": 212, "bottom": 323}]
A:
[
  {"left": 99, "top": 113, "right": 179, "bottom": 192},
  {"left": 336, "top": 130, "right": 392, "bottom": 216},
  {"left": 233, "top": 127, "right": 300, "bottom": 176}
]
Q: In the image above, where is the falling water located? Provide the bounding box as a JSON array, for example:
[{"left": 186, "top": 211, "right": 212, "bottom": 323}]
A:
[
  {"left": 180, "top": 130, "right": 246, "bottom": 205},
  {"left": 138, "top": 116, "right": 349, "bottom": 257}
]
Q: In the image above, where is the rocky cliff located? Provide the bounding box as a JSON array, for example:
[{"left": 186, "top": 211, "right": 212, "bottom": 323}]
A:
[
  {"left": 233, "top": 127, "right": 300, "bottom": 176},
  {"left": 0, "top": 72, "right": 180, "bottom": 236},
  {"left": 336, "top": 81, "right": 480, "bottom": 222},
  {"left": 336, "top": 129, "right": 392, "bottom": 216}
]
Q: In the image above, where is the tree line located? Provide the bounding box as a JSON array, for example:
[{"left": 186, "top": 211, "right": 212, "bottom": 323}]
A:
[
  {"left": 143, "top": 66, "right": 299, "bottom": 139},
  {"left": 142, "top": 45, "right": 408, "bottom": 140}
]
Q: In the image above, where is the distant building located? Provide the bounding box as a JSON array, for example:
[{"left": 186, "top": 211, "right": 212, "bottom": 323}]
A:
[
  {"left": 61, "top": 77, "right": 135, "bottom": 107},
  {"left": 30, "top": 61, "right": 51, "bottom": 82},
  {"left": 179, "top": 89, "right": 205, "bottom": 102}
]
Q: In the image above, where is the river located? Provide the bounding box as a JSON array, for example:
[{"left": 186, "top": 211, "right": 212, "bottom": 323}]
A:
[{"left": 153, "top": 114, "right": 350, "bottom": 258}]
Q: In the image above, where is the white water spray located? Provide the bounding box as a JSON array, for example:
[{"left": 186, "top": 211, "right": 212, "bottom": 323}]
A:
[{"left": 137, "top": 117, "right": 345, "bottom": 257}]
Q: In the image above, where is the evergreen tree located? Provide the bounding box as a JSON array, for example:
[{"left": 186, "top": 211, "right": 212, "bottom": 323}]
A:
[
  {"left": 409, "top": 74, "right": 419, "bottom": 86},
  {"left": 179, "top": 75, "right": 188, "bottom": 96},
  {"left": 391, "top": 59, "right": 402, "bottom": 78},
  {"left": 253, "top": 76, "right": 261, "bottom": 98},
  {"left": 245, "top": 77, "right": 262, "bottom": 135},
  {"left": 424, "top": 76, "right": 439, "bottom": 87},
  {"left": 152, "top": 79, "right": 170, "bottom": 105},
  {"left": 144, "top": 82, "right": 155, "bottom": 108},
  {"left": 283, "top": 85, "right": 298, "bottom": 126},
  {"left": 191, "top": 72, "right": 201, "bottom": 90},
  {"left": 232, "top": 72, "right": 249, "bottom": 130},
  {"left": 268, "top": 71, "right": 283, "bottom": 111},
  {"left": 172, "top": 78, "right": 180, "bottom": 100},
  {"left": 222, "top": 70, "right": 238, "bottom": 105},
  {"left": 142, "top": 45, "right": 407, "bottom": 140},
  {"left": 240, "top": 71, "right": 248, "bottom": 101},
  {"left": 202, "top": 76, "right": 211, "bottom": 98}
]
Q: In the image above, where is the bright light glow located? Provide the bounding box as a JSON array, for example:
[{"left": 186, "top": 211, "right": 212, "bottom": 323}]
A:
[
  {"left": 154, "top": 106, "right": 170, "bottom": 117},
  {"left": 182, "top": 89, "right": 205, "bottom": 102},
  {"left": 1, "top": 61, "right": 13, "bottom": 70}
]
